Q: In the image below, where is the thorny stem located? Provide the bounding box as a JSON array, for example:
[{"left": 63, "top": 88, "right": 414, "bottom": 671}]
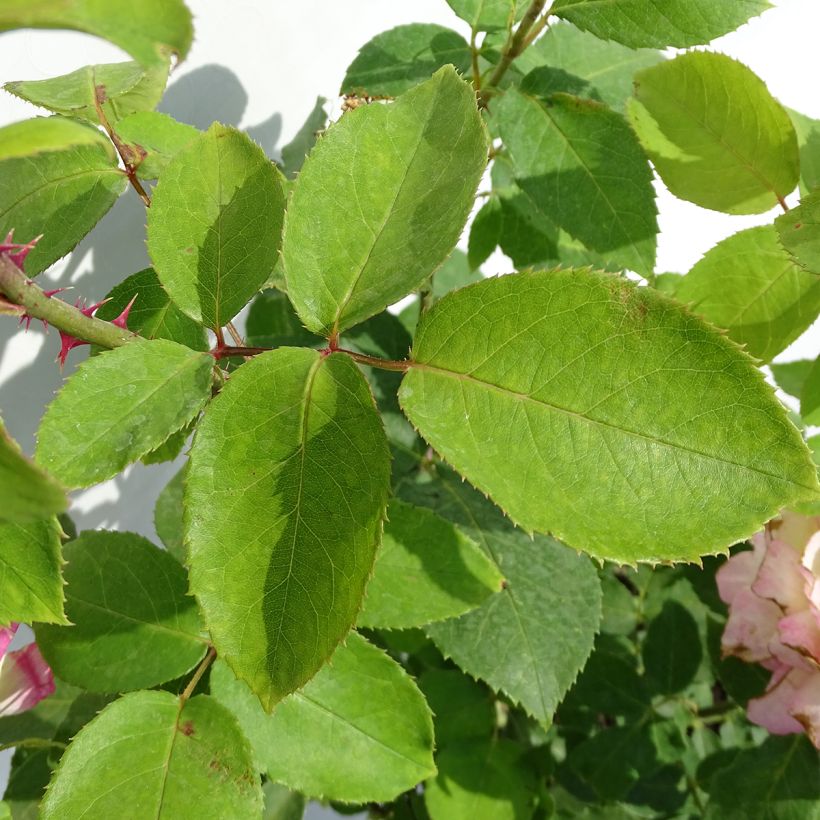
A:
[
  {"left": 211, "top": 345, "right": 271, "bottom": 360},
  {"left": 478, "top": 0, "right": 550, "bottom": 108},
  {"left": 180, "top": 646, "right": 216, "bottom": 706},
  {"left": 777, "top": 194, "right": 790, "bottom": 212},
  {"left": 0, "top": 254, "right": 134, "bottom": 349},
  {"left": 520, "top": 11, "right": 551, "bottom": 50},
  {"left": 334, "top": 348, "right": 411, "bottom": 372},
  {"left": 93, "top": 85, "right": 152, "bottom": 208},
  {"left": 226, "top": 321, "right": 245, "bottom": 346}
]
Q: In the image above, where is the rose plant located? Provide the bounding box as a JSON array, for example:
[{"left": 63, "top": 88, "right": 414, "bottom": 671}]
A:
[{"left": 0, "top": 0, "right": 819, "bottom": 817}]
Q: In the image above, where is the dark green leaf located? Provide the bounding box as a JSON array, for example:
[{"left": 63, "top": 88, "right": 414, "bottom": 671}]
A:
[
  {"left": 497, "top": 90, "right": 657, "bottom": 275},
  {"left": 245, "top": 289, "right": 321, "bottom": 349},
  {"left": 210, "top": 633, "right": 435, "bottom": 803},
  {"left": 147, "top": 123, "right": 287, "bottom": 328},
  {"left": 154, "top": 465, "right": 186, "bottom": 563},
  {"left": 771, "top": 360, "right": 814, "bottom": 400},
  {"left": 283, "top": 66, "right": 488, "bottom": 335},
  {"left": 418, "top": 668, "right": 495, "bottom": 746},
  {"left": 399, "top": 270, "right": 819, "bottom": 562},
  {"left": 35, "top": 530, "right": 207, "bottom": 692},
  {"left": 341, "top": 24, "right": 471, "bottom": 98},
  {"left": 187, "top": 348, "right": 390, "bottom": 708},
  {"left": 40, "top": 691, "right": 263, "bottom": 819},
  {"left": 468, "top": 199, "right": 503, "bottom": 270},
  {"left": 642, "top": 601, "right": 701, "bottom": 695},
  {"left": 801, "top": 356, "right": 820, "bottom": 426},
  {"left": 35, "top": 339, "right": 214, "bottom": 488}
]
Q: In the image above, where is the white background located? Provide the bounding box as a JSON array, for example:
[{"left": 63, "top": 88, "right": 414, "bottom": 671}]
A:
[{"left": 0, "top": 0, "right": 818, "bottom": 813}]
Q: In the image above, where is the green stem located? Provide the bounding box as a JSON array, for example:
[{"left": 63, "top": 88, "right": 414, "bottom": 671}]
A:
[
  {"left": 335, "top": 348, "right": 411, "bottom": 372},
  {"left": 479, "top": 0, "right": 551, "bottom": 108},
  {"left": 0, "top": 255, "right": 134, "bottom": 350},
  {"left": 180, "top": 646, "right": 216, "bottom": 706}
]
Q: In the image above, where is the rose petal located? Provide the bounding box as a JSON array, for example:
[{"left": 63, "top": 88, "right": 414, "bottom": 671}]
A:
[
  {"left": 753, "top": 539, "right": 808, "bottom": 614},
  {"left": 748, "top": 666, "right": 810, "bottom": 735},
  {"left": 802, "top": 532, "right": 820, "bottom": 610},
  {"left": 778, "top": 610, "right": 820, "bottom": 666},
  {"left": 717, "top": 546, "right": 765, "bottom": 606},
  {"left": 0, "top": 623, "right": 19, "bottom": 660},
  {"left": 788, "top": 669, "right": 820, "bottom": 750},
  {"left": 771, "top": 511, "right": 820, "bottom": 553},
  {"left": 722, "top": 588, "right": 782, "bottom": 663},
  {"left": 0, "top": 643, "right": 54, "bottom": 717}
]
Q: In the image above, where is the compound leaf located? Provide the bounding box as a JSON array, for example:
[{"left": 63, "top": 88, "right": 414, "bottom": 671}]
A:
[
  {"left": 35, "top": 339, "right": 214, "bottom": 488},
  {"left": 398, "top": 269, "right": 819, "bottom": 563},
  {"left": 186, "top": 348, "right": 390, "bottom": 709},
  {"left": 283, "top": 66, "right": 487, "bottom": 336}
]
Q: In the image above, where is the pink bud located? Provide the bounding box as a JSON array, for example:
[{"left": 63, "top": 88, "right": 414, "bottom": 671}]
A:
[{"left": 0, "top": 637, "right": 54, "bottom": 717}]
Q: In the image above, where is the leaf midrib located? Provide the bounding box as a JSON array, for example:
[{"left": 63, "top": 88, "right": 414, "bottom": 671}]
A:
[{"left": 412, "top": 361, "right": 814, "bottom": 492}]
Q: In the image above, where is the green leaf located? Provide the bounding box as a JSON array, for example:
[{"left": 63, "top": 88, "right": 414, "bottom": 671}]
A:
[
  {"left": 280, "top": 97, "right": 327, "bottom": 179},
  {"left": 283, "top": 66, "right": 487, "bottom": 336},
  {"left": 497, "top": 89, "right": 657, "bottom": 275},
  {"left": 642, "top": 601, "right": 701, "bottom": 695},
  {"left": 788, "top": 108, "right": 820, "bottom": 195},
  {"left": 341, "top": 24, "right": 471, "bottom": 98},
  {"left": 35, "top": 530, "right": 207, "bottom": 692},
  {"left": 418, "top": 669, "right": 495, "bottom": 747},
  {"left": 516, "top": 22, "right": 662, "bottom": 114},
  {"left": 140, "top": 419, "right": 193, "bottom": 465},
  {"left": 245, "top": 289, "right": 321, "bottom": 349},
  {"left": 4, "top": 60, "right": 169, "bottom": 125},
  {"left": 551, "top": 0, "right": 771, "bottom": 49},
  {"left": 0, "top": 678, "right": 82, "bottom": 749},
  {"left": 0, "top": 418, "right": 66, "bottom": 523},
  {"left": 0, "top": 518, "right": 66, "bottom": 626},
  {"left": 0, "top": 0, "right": 193, "bottom": 66},
  {"left": 154, "top": 465, "right": 186, "bottom": 563},
  {"left": 800, "top": 356, "right": 820, "bottom": 426},
  {"left": 776, "top": 190, "right": 820, "bottom": 275},
  {"left": 468, "top": 199, "right": 503, "bottom": 271},
  {"left": 147, "top": 122, "right": 287, "bottom": 328},
  {"left": 0, "top": 116, "right": 126, "bottom": 275},
  {"left": 424, "top": 739, "right": 536, "bottom": 820},
  {"left": 40, "top": 691, "right": 263, "bottom": 819},
  {"left": 704, "top": 735, "right": 820, "bottom": 819},
  {"left": 358, "top": 499, "right": 503, "bottom": 629},
  {"left": 114, "top": 111, "right": 199, "bottom": 179},
  {"left": 674, "top": 225, "right": 820, "bottom": 363},
  {"left": 770, "top": 360, "right": 814, "bottom": 401},
  {"left": 186, "top": 348, "right": 390, "bottom": 709},
  {"left": 210, "top": 633, "right": 436, "bottom": 803},
  {"left": 35, "top": 338, "right": 213, "bottom": 488},
  {"left": 262, "top": 782, "right": 306, "bottom": 820},
  {"left": 400, "top": 465, "right": 601, "bottom": 726},
  {"left": 445, "top": 0, "right": 521, "bottom": 32},
  {"left": 94, "top": 267, "right": 208, "bottom": 351},
  {"left": 628, "top": 52, "right": 799, "bottom": 214},
  {"left": 398, "top": 269, "right": 819, "bottom": 563}
]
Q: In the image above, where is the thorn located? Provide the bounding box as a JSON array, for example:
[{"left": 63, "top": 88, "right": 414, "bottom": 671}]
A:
[
  {"left": 0, "top": 232, "right": 41, "bottom": 270},
  {"left": 42, "top": 288, "right": 69, "bottom": 299},
  {"left": 112, "top": 293, "right": 137, "bottom": 329},
  {"left": 74, "top": 297, "right": 109, "bottom": 318},
  {"left": 56, "top": 332, "right": 87, "bottom": 369}
]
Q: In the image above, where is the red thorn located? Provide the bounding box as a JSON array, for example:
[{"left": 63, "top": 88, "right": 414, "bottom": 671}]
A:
[
  {"left": 0, "top": 233, "right": 41, "bottom": 271},
  {"left": 42, "top": 288, "right": 68, "bottom": 299},
  {"left": 74, "top": 297, "right": 109, "bottom": 318},
  {"left": 57, "top": 332, "right": 88, "bottom": 369},
  {"left": 112, "top": 294, "right": 137, "bottom": 329}
]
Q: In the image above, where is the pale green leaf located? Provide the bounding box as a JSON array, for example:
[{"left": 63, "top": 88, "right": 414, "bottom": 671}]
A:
[
  {"left": 497, "top": 89, "right": 657, "bottom": 275},
  {"left": 35, "top": 530, "right": 207, "bottom": 692},
  {"left": 262, "top": 782, "right": 305, "bottom": 820},
  {"left": 94, "top": 268, "right": 208, "bottom": 350},
  {"left": 283, "top": 66, "right": 488, "bottom": 336},
  {"left": 418, "top": 669, "right": 495, "bottom": 746},
  {"left": 705, "top": 736, "right": 820, "bottom": 819},
  {"left": 280, "top": 97, "right": 327, "bottom": 179},
  {"left": 398, "top": 269, "right": 819, "bottom": 563},
  {"left": 424, "top": 739, "right": 536, "bottom": 820},
  {"left": 35, "top": 338, "right": 214, "bottom": 488},
  {"left": 445, "top": 0, "right": 521, "bottom": 32},
  {"left": 801, "top": 356, "right": 820, "bottom": 426},
  {"left": 400, "top": 465, "right": 601, "bottom": 726},
  {"left": 552, "top": 0, "right": 771, "bottom": 49},
  {"left": 771, "top": 360, "right": 814, "bottom": 401},
  {"left": 341, "top": 24, "right": 471, "bottom": 98},
  {"left": 674, "top": 225, "right": 820, "bottom": 362},
  {"left": 154, "top": 465, "right": 186, "bottom": 563},
  {"left": 0, "top": 0, "right": 193, "bottom": 66},
  {"left": 0, "top": 418, "right": 66, "bottom": 523},
  {"left": 114, "top": 111, "right": 199, "bottom": 179},
  {"left": 0, "top": 518, "right": 66, "bottom": 626},
  {"left": 0, "top": 116, "right": 126, "bottom": 275},
  {"left": 40, "top": 691, "right": 263, "bottom": 819},
  {"left": 186, "top": 348, "right": 390, "bottom": 709},
  {"left": 788, "top": 108, "right": 820, "bottom": 195},
  {"left": 628, "top": 52, "right": 799, "bottom": 214},
  {"left": 516, "top": 21, "right": 662, "bottom": 114},
  {"left": 776, "top": 190, "right": 820, "bottom": 276},
  {"left": 358, "top": 499, "right": 503, "bottom": 629},
  {"left": 147, "top": 123, "right": 287, "bottom": 328},
  {"left": 4, "top": 60, "right": 169, "bottom": 125},
  {"left": 210, "top": 632, "right": 435, "bottom": 803}
]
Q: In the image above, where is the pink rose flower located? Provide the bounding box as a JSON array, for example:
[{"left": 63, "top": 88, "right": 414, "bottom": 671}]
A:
[
  {"left": 717, "top": 511, "right": 820, "bottom": 749},
  {"left": 0, "top": 622, "right": 55, "bottom": 717}
]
